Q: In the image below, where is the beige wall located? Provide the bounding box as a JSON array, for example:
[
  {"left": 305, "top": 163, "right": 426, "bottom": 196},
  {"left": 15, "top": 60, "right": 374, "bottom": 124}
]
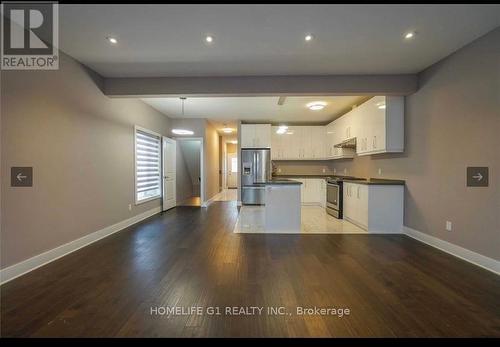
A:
[
  {"left": 1, "top": 52, "right": 171, "bottom": 268},
  {"left": 226, "top": 143, "right": 237, "bottom": 154},
  {"left": 273, "top": 161, "right": 333, "bottom": 176},
  {"left": 330, "top": 28, "right": 500, "bottom": 260},
  {"left": 205, "top": 122, "right": 220, "bottom": 199}
]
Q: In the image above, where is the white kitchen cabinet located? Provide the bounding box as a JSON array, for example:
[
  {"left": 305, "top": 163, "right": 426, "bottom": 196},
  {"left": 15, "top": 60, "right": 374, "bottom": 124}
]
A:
[
  {"left": 255, "top": 124, "right": 271, "bottom": 148},
  {"left": 241, "top": 124, "right": 271, "bottom": 148},
  {"left": 336, "top": 111, "right": 357, "bottom": 143},
  {"left": 343, "top": 182, "right": 403, "bottom": 233},
  {"left": 355, "top": 96, "right": 404, "bottom": 156},
  {"left": 290, "top": 178, "right": 324, "bottom": 206},
  {"left": 309, "top": 127, "right": 326, "bottom": 159},
  {"left": 271, "top": 127, "right": 284, "bottom": 160},
  {"left": 320, "top": 179, "right": 327, "bottom": 208},
  {"left": 272, "top": 126, "right": 326, "bottom": 160},
  {"left": 325, "top": 122, "right": 355, "bottom": 159},
  {"left": 302, "top": 178, "right": 321, "bottom": 204}
]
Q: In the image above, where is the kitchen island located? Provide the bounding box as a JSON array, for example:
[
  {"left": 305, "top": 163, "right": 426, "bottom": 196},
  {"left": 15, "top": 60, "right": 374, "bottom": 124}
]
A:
[{"left": 264, "top": 179, "right": 302, "bottom": 233}]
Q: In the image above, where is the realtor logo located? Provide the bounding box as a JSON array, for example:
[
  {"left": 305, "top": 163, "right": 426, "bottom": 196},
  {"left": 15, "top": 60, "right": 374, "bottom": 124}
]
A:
[{"left": 1, "top": 1, "right": 58, "bottom": 70}]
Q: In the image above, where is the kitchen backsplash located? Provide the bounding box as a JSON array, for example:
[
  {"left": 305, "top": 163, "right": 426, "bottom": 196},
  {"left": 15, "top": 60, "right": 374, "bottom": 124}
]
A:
[{"left": 272, "top": 160, "right": 334, "bottom": 176}]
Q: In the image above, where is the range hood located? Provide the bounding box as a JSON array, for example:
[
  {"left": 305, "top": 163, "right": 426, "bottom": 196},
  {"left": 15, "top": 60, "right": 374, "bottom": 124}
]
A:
[{"left": 334, "top": 138, "right": 356, "bottom": 149}]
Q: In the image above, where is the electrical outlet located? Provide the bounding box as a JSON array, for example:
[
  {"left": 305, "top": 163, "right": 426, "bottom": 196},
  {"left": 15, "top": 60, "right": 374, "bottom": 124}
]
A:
[
  {"left": 446, "top": 221, "right": 452, "bottom": 231},
  {"left": 344, "top": 168, "right": 347, "bottom": 175},
  {"left": 333, "top": 168, "right": 337, "bottom": 174},
  {"left": 378, "top": 168, "right": 382, "bottom": 175},
  {"left": 128, "top": 204, "right": 132, "bottom": 211},
  {"left": 322, "top": 168, "right": 326, "bottom": 173}
]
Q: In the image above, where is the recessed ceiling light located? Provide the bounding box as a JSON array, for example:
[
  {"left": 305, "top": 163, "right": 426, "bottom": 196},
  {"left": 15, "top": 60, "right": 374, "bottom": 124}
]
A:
[
  {"left": 106, "top": 37, "right": 118, "bottom": 44},
  {"left": 222, "top": 128, "right": 233, "bottom": 133},
  {"left": 305, "top": 34, "right": 313, "bottom": 42},
  {"left": 205, "top": 35, "right": 214, "bottom": 43},
  {"left": 230, "top": 140, "right": 238, "bottom": 144},
  {"left": 306, "top": 101, "right": 327, "bottom": 111},
  {"left": 404, "top": 31, "right": 415, "bottom": 40},
  {"left": 376, "top": 102, "right": 386, "bottom": 110},
  {"left": 172, "top": 129, "right": 194, "bottom": 135}
]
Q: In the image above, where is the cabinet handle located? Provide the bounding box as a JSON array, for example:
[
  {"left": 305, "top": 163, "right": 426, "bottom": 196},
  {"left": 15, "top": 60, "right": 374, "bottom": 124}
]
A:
[
  {"left": 374, "top": 136, "right": 377, "bottom": 149},
  {"left": 357, "top": 186, "right": 360, "bottom": 199}
]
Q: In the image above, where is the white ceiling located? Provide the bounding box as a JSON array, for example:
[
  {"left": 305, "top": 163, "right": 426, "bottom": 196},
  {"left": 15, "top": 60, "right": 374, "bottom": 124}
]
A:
[
  {"left": 142, "top": 96, "right": 370, "bottom": 133},
  {"left": 58, "top": 4, "right": 500, "bottom": 77}
]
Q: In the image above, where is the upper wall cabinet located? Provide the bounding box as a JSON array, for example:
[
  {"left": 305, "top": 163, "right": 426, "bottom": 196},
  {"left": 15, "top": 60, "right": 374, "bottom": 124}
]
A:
[
  {"left": 241, "top": 124, "right": 271, "bottom": 148},
  {"left": 271, "top": 126, "right": 326, "bottom": 160},
  {"left": 354, "top": 96, "right": 404, "bottom": 156},
  {"left": 270, "top": 95, "right": 404, "bottom": 160},
  {"left": 325, "top": 123, "right": 355, "bottom": 159}
]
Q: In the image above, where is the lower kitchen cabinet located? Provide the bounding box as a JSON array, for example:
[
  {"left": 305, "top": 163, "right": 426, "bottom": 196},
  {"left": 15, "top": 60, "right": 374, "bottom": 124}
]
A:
[
  {"left": 290, "top": 178, "right": 325, "bottom": 206},
  {"left": 343, "top": 182, "right": 403, "bottom": 233}
]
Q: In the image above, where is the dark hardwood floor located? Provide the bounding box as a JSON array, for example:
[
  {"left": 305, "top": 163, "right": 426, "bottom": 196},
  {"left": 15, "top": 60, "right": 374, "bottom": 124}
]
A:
[{"left": 1, "top": 202, "right": 499, "bottom": 337}]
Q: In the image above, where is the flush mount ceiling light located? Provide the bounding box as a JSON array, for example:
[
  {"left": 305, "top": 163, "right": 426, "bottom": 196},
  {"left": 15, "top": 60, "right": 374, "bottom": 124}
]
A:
[
  {"left": 230, "top": 140, "right": 238, "bottom": 144},
  {"left": 172, "top": 129, "right": 194, "bottom": 135},
  {"left": 306, "top": 101, "right": 327, "bottom": 111},
  {"left": 305, "top": 34, "right": 313, "bottom": 42},
  {"left": 404, "top": 31, "right": 416, "bottom": 40},
  {"left": 376, "top": 102, "right": 386, "bottom": 109},
  {"left": 222, "top": 124, "right": 233, "bottom": 133},
  {"left": 106, "top": 37, "right": 118, "bottom": 44},
  {"left": 205, "top": 35, "right": 214, "bottom": 43},
  {"left": 276, "top": 125, "right": 288, "bottom": 134}
]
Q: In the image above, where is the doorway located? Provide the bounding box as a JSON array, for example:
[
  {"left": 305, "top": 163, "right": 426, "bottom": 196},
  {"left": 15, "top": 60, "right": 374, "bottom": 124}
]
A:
[
  {"left": 175, "top": 138, "right": 204, "bottom": 207},
  {"left": 162, "top": 137, "right": 176, "bottom": 211},
  {"left": 214, "top": 139, "right": 238, "bottom": 202},
  {"left": 226, "top": 152, "right": 237, "bottom": 188}
]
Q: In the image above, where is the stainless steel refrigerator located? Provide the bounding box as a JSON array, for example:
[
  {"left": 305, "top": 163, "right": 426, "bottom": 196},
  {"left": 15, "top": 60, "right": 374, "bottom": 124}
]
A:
[{"left": 241, "top": 148, "right": 271, "bottom": 205}]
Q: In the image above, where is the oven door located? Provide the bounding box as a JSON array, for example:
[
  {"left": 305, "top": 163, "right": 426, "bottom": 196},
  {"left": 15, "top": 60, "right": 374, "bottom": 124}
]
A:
[{"left": 326, "top": 183, "right": 340, "bottom": 217}]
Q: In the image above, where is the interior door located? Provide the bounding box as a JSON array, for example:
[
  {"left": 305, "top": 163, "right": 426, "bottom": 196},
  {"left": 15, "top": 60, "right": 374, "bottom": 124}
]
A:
[
  {"left": 226, "top": 153, "right": 238, "bottom": 188},
  {"left": 162, "top": 137, "right": 176, "bottom": 210}
]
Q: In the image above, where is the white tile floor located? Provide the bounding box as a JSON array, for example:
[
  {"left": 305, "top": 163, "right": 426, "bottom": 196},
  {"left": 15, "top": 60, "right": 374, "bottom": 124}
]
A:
[
  {"left": 233, "top": 205, "right": 367, "bottom": 234},
  {"left": 213, "top": 189, "right": 237, "bottom": 201}
]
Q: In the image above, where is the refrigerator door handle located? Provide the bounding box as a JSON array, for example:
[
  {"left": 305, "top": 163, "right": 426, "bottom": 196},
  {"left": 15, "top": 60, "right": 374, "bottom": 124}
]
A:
[{"left": 253, "top": 152, "right": 257, "bottom": 183}]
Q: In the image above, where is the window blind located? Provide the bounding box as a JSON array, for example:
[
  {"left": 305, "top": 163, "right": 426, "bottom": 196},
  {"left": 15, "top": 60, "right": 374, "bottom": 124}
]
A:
[{"left": 135, "top": 128, "right": 161, "bottom": 203}]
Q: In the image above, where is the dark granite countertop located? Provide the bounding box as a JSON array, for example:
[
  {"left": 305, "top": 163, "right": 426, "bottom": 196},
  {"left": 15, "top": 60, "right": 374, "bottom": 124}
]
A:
[
  {"left": 272, "top": 174, "right": 330, "bottom": 179},
  {"left": 343, "top": 178, "right": 405, "bottom": 185},
  {"left": 265, "top": 179, "right": 303, "bottom": 185}
]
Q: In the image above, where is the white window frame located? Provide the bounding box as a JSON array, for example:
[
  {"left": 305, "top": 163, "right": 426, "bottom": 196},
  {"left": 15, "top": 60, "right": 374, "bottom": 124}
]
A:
[{"left": 134, "top": 125, "right": 162, "bottom": 205}]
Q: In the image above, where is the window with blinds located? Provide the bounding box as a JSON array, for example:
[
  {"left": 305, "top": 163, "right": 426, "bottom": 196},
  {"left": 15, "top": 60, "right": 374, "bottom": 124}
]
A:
[{"left": 135, "top": 127, "right": 162, "bottom": 203}]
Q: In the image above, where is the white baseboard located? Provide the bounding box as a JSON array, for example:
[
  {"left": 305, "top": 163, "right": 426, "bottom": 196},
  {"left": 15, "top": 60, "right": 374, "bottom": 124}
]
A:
[
  {"left": 403, "top": 226, "right": 499, "bottom": 275},
  {"left": 0, "top": 206, "right": 161, "bottom": 285}
]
